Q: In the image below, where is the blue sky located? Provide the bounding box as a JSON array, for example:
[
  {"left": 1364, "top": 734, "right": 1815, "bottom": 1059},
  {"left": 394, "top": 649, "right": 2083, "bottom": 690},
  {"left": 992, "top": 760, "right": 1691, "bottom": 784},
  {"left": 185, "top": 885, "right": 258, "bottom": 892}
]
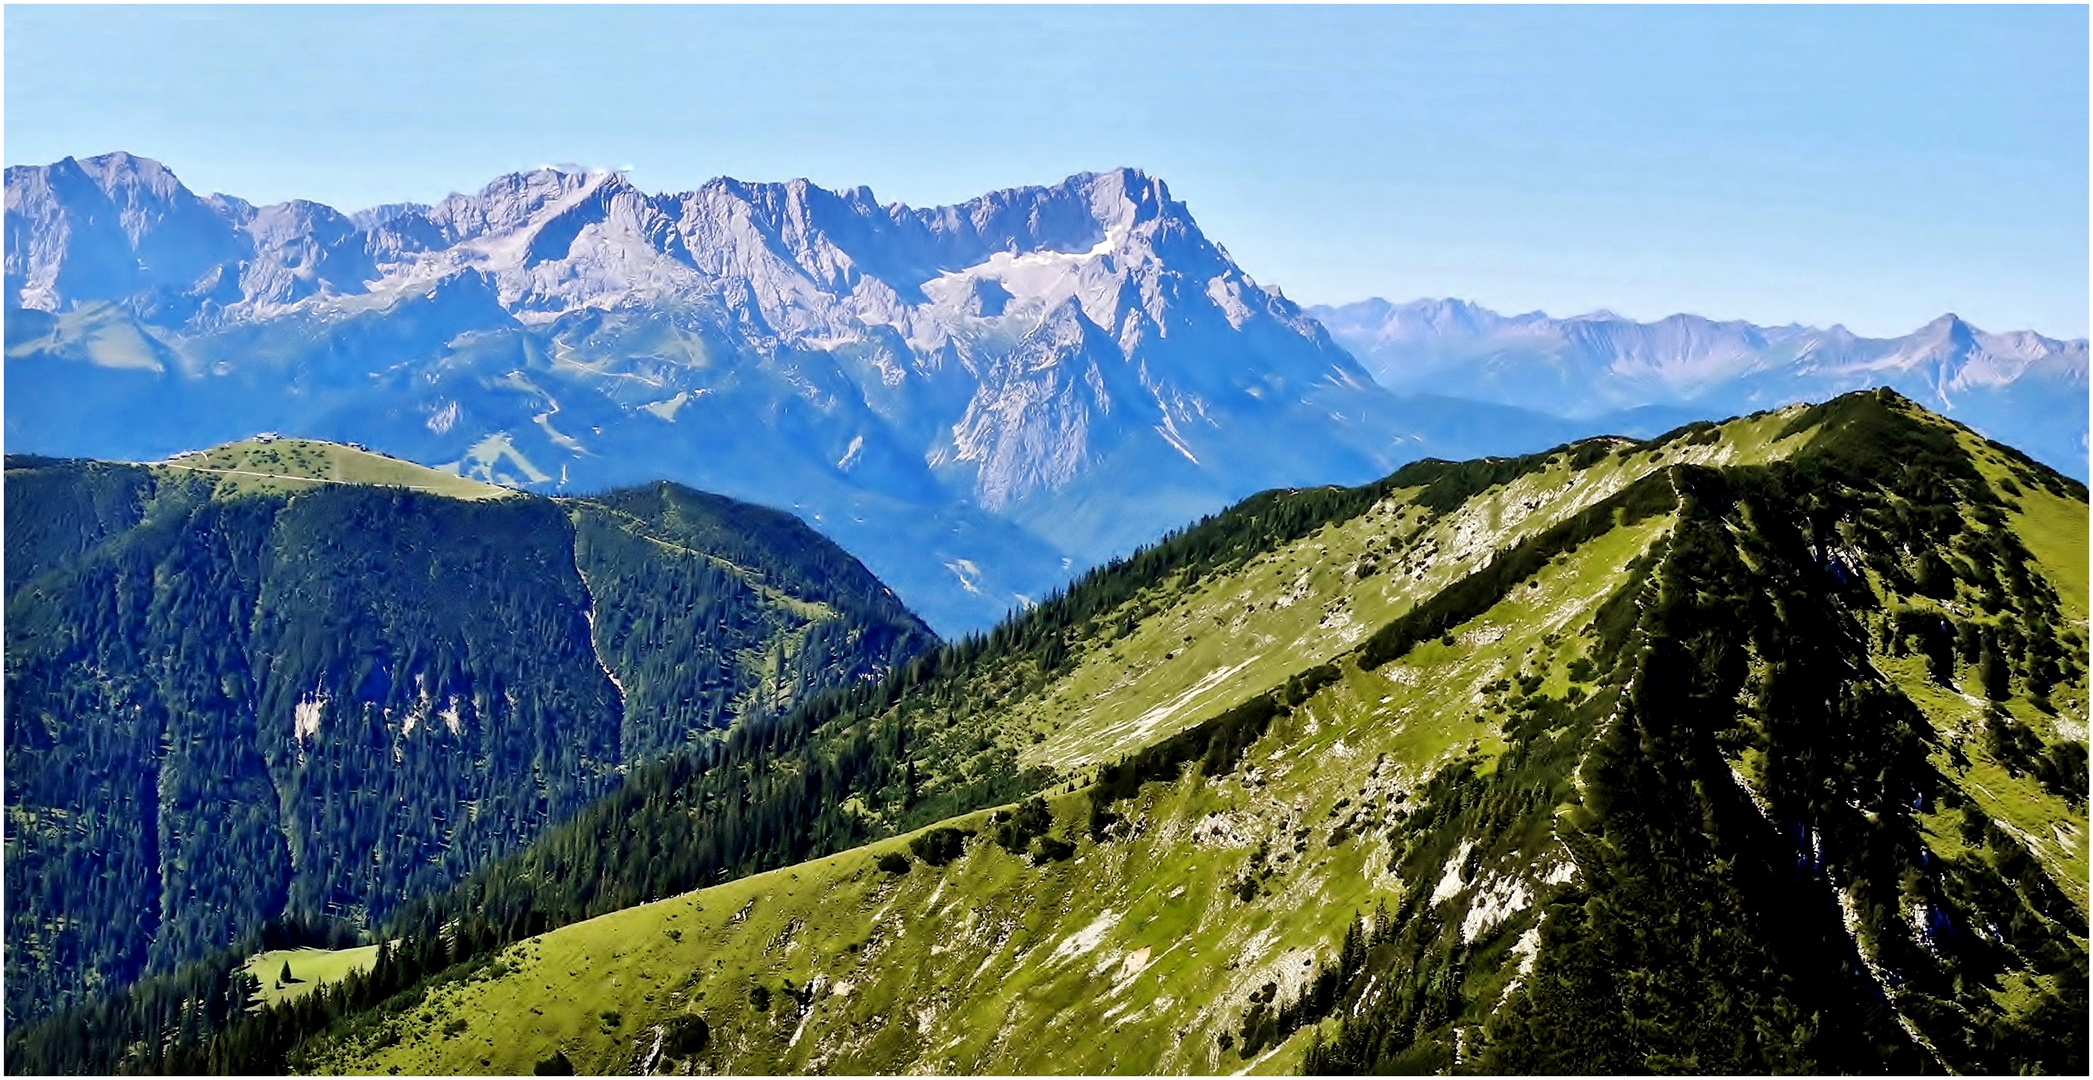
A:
[{"left": 7, "top": 4, "right": 2087, "bottom": 337}]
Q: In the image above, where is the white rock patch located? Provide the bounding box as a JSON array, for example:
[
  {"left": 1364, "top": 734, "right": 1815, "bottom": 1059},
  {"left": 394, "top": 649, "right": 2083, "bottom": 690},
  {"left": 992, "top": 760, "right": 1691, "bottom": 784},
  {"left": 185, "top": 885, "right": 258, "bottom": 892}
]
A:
[
  {"left": 1511, "top": 925, "right": 1542, "bottom": 976},
  {"left": 294, "top": 689, "right": 328, "bottom": 743},
  {"left": 1432, "top": 841, "right": 1473, "bottom": 905},
  {"left": 1116, "top": 945, "right": 1153, "bottom": 983},
  {"left": 1459, "top": 624, "right": 1505, "bottom": 647},
  {"left": 1187, "top": 812, "right": 1258, "bottom": 849},
  {"left": 1049, "top": 910, "right": 1120, "bottom": 964},
  {"left": 1460, "top": 875, "right": 1532, "bottom": 943}
]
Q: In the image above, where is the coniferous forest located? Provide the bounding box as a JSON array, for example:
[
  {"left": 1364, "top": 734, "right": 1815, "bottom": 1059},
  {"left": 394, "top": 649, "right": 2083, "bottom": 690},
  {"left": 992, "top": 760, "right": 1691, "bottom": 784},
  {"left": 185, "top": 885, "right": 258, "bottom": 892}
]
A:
[{"left": 3, "top": 462, "right": 935, "bottom": 1030}]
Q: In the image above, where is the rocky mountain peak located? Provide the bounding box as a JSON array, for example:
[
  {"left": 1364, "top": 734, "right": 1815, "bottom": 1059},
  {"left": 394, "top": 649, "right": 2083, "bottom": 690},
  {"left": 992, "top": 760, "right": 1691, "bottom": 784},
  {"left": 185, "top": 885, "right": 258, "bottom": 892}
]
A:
[
  {"left": 425, "top": 166, "right": 615, "bottom": 244},
  {"left": 1911, "top": 311, "right": 1978, "bottom": 350},
  {"left": 1066, "top": 166, "right": 1173, "bottom": 231},
  {"left": 5, "top": 150, "right": 244, "bottom": 313},
  {"left": 68, "top": 151, "right": 190, "bottom": 204}
]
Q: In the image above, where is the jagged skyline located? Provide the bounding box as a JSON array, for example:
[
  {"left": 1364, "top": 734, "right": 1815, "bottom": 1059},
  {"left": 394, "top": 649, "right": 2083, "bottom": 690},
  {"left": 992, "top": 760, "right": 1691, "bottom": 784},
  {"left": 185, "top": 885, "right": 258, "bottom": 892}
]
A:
[{"left": 5, "top": 5, "right": 2085, "bottom": 338}]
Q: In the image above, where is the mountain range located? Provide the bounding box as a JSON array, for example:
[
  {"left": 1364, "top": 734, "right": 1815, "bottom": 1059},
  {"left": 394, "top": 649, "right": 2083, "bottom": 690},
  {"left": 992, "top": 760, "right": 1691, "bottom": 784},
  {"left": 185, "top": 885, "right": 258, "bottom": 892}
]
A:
[
  {"left": 10, "top": 153, "right": 1525, "bottom": 633},
  {"left": 1313, "top": 297, "right": 2089, "bottom": 479},
  {"left": 22, "top": 153, "right": 2081, "bottom": 638}
]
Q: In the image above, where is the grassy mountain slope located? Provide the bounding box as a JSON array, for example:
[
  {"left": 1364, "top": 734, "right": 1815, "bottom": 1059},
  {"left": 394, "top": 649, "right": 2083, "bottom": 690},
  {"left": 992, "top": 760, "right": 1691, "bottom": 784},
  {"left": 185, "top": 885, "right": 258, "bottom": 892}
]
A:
[
  {"left": 264, "top": 391, "right": 2089, "bottom": 1077},
  {"left": 1010, "top": 411, "right": 1803, "bottom": 774},
  {"left": 295, "top": 492, "right": 1676, "bottom": 1075},
  {"left": 24, "top": 391, "right": 2083, "bottom": 1076},
  {"left": 2, "top": 451, "right": 934, "bottom": 1028},
  {"left": 334, "top": 414, "right": 1787, "bottom": 963}
]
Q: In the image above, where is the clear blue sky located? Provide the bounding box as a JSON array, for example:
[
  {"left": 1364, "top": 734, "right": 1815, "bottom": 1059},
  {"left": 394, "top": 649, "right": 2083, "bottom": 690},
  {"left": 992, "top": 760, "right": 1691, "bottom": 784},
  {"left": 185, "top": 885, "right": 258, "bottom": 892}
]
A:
[{"left": 7, "top": 4, "right": 2087, "bottom": 337}]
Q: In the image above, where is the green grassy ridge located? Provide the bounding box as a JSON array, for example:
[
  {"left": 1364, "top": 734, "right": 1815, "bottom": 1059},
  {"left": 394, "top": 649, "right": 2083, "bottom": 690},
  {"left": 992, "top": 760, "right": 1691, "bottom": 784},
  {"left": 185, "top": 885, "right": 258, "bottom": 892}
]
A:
[
  {"left": 1962, "top": 435, "right": 2090, "bottom": 625},
  {"left": 1312, "top": 412, "right": 2087, "bottom": 1074},
  {"left": 296, "top": 504, "right": 1677, "bottom": 1075},
  {"left": 1865, "top": 428, "right": 2089, "bottom": 910},
  {"left": 355, "top": 402, "right": 1820, "bottom": 1012},
  {"left": 1867, "top": 430, "right": 2090, "bottom": 913},
  {"left": 1092, "top": 461, "right": 1682, "bottom": 813},
  {"left": 151, "top": 438, "right": 513, "bottom": 501},
  {"left": 1019, "top": 404, "right": 1813, "bottom": 775},
  {"left": 1737, "top": 442, "right": 2082, "bottom": 1071},
  {"left": 1470, "top": 462, "right": 1938, "bottom": 1073}
]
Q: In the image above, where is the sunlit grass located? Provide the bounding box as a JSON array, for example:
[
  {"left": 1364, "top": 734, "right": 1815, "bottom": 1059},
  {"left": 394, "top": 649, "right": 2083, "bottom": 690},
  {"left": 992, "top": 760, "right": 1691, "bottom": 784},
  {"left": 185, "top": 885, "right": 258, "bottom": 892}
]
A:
[
  {"left": 154, "top": 438, "right": 511, "bottom": 501},
  {"left": 243, "top": 945, "right": 382, "bottom": 1009}
]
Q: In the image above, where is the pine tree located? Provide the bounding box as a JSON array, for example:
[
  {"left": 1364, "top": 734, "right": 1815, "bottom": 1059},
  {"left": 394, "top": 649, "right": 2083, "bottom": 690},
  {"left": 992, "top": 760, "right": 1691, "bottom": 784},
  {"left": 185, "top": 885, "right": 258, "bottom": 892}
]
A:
[{"left": 1980, "top": 633, "right": 2012, "bottom": 700}]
